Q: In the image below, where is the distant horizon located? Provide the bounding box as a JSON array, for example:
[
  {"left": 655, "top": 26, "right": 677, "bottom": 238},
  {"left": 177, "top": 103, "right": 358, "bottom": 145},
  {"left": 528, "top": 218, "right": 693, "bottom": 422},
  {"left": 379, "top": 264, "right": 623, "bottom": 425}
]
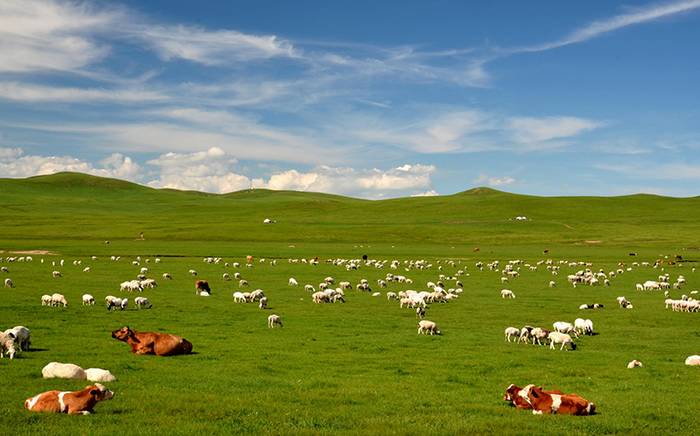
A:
[
  {"left": 1, "top": 1, "right": 700, "bottom": 198},
  {"left": 4, "top": 171, "right": 698, "bottom": 200}
]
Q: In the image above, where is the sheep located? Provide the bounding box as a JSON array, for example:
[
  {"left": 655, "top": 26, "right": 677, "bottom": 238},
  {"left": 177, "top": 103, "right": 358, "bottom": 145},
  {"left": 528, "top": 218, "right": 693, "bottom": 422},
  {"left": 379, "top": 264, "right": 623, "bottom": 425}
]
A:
[
  {"left": 386, "top": 292, "right": 398, "bottom": 301},
  {"left": 617, "top": 296, "right": 632, "bottom": 308},
  {"left": 500, "top": 289, "right": 515, "bottom": 299},
  {"left": 85, "top": 368, "right": 116, "bottom": 382},
  {"left": 4, "top": 326, "right": 30, "bottom": 351},
  {"left": 416, "top": 306, "right": 426, "bottom": 319},
  {"left": 233, "top": 292, "right": 247, "bottom": 303},
  {"left": 222, "top": 273, "right": 231, "bottom": 281},
  {"left": 105, "top": 296, "right": 125, "bottom": 311},
  {"left": 134, "top": 296, "right": 152, "bottom": 309},
  {"left": 162, "top": 272, "right": 172, "bottom": 280},
  {"left": 4, "top": 278, "right": 14, "bottom": 288},
  {"left": 41, "top": 362, "right": 86, "bottom": 380},
  {"left": 304, "top": 284, "right": 315, "bottom": 293},
  {"left": 0, "top": 331, "right": 17, "bottom": 359},
  {"left": 504, "top": 327, "right": 520, "bottom": 342},
  {"left": 552, "top": 321, "right": 578, "bottom": 337},
  {"left": 189, "top": 269, "right": 198, "bottom": 276},
  {"left": 627, "top": 360, "right": 643, "bottom": 369},
  {"left": 82, "top": 294, "right": 95, "bottom": 305},
  {"left": 685, "top": 355, "right": 700, "bottom": 366},
  {"left": 41, "top": 295, "right": 52, "bottom": 306},
  {"left": 267, "top": 314, "right": 282, "bottom": 328},
  {"left": 0, "top": 266, "right": 7, "bottom": 273},
  {"left": 574, "top": 318, "right": 587, "bottom": 336},
  {"left": 636, "top": 284, "right": 644, "bottom": 291},
  {"left": 259, "top": 297, "right": 268, "bottom": 309},
  {"left": 239, "top": 279, "right": 249, "bottom": 287},
  {"left": 51, "top": 293, "right": 68, "bottom": 307},
  {"left": 417, "top": 320, "right": 440, "bottom": 335},
  {"left": 548, "top": 281, "right": 556, "bottom": 288},
  {"left": 583, "top": 319, "right": 594, "bottom": 335},
  {"left": 140, "top": 279, "right": 157, "bottom": 289},
  {"left": 234, "top": 272, "right": 241, "bottom": 279},
  {"left": 548, "top": 332, "right": 575, "bottom": 350},
  {"left": 249, "top": 289, "right": 265, "bottom": 302},
  {"left": 288, "top": 278, "right": 298, "bottom": 286},
  {"left": 519, "top": 326, "right": 533, "bottom": 343},
  {"left": 530, "top": 327, "right": 550, "bottom": 345}
]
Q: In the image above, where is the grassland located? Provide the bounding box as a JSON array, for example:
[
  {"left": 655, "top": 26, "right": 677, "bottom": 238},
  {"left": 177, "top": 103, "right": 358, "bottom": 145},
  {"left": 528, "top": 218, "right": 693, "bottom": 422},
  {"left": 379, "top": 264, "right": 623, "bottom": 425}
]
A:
[{"left": 0, "top": 172, "right": 699, "bottom": 435}]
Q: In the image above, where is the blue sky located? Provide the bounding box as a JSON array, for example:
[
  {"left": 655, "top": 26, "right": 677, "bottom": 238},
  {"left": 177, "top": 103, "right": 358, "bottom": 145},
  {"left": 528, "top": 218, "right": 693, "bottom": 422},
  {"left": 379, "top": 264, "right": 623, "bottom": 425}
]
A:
[{"left": 1, "top": 0, "right": 699, "bottom": 198}]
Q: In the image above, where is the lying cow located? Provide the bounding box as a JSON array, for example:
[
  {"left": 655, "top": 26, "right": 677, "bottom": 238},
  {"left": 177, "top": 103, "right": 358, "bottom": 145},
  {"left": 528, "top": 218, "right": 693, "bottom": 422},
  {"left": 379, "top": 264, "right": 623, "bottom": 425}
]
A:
[
  {"left": 503, "top": 384, "right": 563, "bottom": 410},
  {"left": 518, "top": 384, "right": 595, "bottom": 415},
  {"left": 25, "top": 384, "right": 113, "bottom": 415},
  {"left": 111, "top": 326, "right": 193, "bottom": 356}
]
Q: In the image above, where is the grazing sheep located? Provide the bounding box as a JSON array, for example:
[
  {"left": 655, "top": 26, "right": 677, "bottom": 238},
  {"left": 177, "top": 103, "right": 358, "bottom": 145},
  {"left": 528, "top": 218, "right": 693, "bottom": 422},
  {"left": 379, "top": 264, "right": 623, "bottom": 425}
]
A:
[
  {"left": 4, "top": 278, "right": 14, "bottom": 288},
  {"left": 288, "top": 278, "right": 298, "bottom": 286},
  {"left": 501, "top": 289, "right": 515, "bottom": 299},
  {"left": 530, "top": 327, "right": 550, "bottom": 345},
  {"left": 41, "top": 295, "right": 52, "bottom": 306},
  {"left": 222, "top": 273, "right": 231, "bottom": 281},
  {"left": 627, "top": 360, "right": 643, "bottom": 369},
  {"left": 549, "top": 281, "right": 556, "bottom": 288},
  {"left": 386, "top": 292, "right": 398, "bottom": 301},
  {"left": 504, "top": 327, "right": 520, "bottom": 342},
  {"left": 259, "top": 297, "right": 268, "bottom": 309},
  {"left": 85, "top": 368, "right": 116, "bottom": 382},
  {"left": 5, "top": 326, "right": 30, "bottom": 351},
  {"left": 553, "top": 321, "right": 578, "bottom": 337},
  {"left": 162, "top": 273, "right": 172, "bottom": 280},
  {"left": 105, "top": 296, "right": 124, "bottom": 311},
  {"left": 233, "top": 292, "right": 247, "bottom": 303},
  {"left": 548, "top": 332, "right": 575, "bottom": 350},
  {"left": 189, "top": 269, "right": 197, "bottom": 276},
  {"left": 134, "top": 297, "right": 152, "bottom": 309},
  {"left": 82, "top": 294, "right": 95, "bottom": 305},
  {"left": 574, "top": 318, "right": 587, "bottom": 336},
  {"left": 51, "top": 293, "right": 68, "bottom": 307},
  {"left": 52, "top": 271, "right": 62, "bottom": 278},
  {"left": 0, "top": 266, "right": 8, "bottom": 273},
  {"left": 267, "top": 314, "right": 282, "bottom": 328},
  {"left": 685, "top": 355, "right": 700, "bottom": 366},
  {"left": 42, "top": 362, "right": 87, "bottom": 380},
  {"left": 417, "top": 320, "right": 440, "bottom": 335},
  {"left": 239, "top": 279, "right": 249, "bottom": 287},
  {"left": 0, "top": 331, "right": 17, "bottom": 359}
]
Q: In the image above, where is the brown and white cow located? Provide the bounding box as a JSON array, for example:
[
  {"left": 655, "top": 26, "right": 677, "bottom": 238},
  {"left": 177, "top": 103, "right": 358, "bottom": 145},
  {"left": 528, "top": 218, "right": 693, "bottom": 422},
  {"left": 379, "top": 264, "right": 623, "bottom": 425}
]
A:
[
  {"left": 25, "top": 384, "right": 113, "bottom": 415},
  {"left": 503, "top": 384, "right": 563, "bottom": 410},
  {"left": 518, "top": 384, "right": 595, "bottom": 415},
  {"left": 111, "top": 326, "right": 193, "bottom": 356}
]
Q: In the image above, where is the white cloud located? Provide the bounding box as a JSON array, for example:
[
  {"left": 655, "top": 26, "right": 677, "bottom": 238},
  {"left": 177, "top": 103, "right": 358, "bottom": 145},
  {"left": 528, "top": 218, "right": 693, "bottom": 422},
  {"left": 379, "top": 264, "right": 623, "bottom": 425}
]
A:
[
  {"left": 518, "top": 0, "right": 700, "bottom": 53},
  {"left": 132, "top": 25, "right": 297, "bottom": 65},
  {"left": 507, "top": 116, "right": 602, "bottom": 143},
  {"left": 0, "top": 82, "right": 167, "bottom": 103},
  {"left": 475, "top": 174, "right": 516, "bottom": 187},
  {"left": 0, "top": 0, "right": 117, "bottom": 73},
  {"left": 411, "top": 190, "right": 439, "bottom": 197}
]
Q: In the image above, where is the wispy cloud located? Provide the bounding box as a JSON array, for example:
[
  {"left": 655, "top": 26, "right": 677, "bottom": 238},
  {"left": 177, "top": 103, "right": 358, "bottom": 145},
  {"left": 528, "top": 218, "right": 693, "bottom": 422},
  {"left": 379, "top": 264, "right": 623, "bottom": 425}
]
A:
[
  {"left": 0, "top": 81, "right": 167, "bottom": 103},
  {"left": 507, "top": 116, "right": 603, "bottom": 143},
  {"left": 475, "top": 174, "right": 516, "bottom": 187}
]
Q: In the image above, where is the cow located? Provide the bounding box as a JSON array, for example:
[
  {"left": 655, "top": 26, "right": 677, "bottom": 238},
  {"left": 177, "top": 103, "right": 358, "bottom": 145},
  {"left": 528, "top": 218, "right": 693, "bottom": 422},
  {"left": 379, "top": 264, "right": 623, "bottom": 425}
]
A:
[
  {"left": 24, "top": 384, "right": 113, "bottom": 415},
  {"left": 518, "top": 384, "right": 595, "bottom": 415},
  {"left": 503, "top": 384, "right": 563, "bottom": 410},
  {"left": 111, "top": 326, "right": 193, "bottom": 356}
]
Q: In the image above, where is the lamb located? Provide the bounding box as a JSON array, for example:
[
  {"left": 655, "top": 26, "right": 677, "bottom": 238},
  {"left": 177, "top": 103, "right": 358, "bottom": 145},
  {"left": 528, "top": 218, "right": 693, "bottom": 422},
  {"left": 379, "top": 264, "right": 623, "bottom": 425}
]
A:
[
  {"left": 627, "top": 360, "right": 643, "bottom": 369},
  {"left": 548, "top": 331, "right": 575, "bottom": 350},
  {"left": 85, "top": 368, "right": 116, "bottom": 382},
  {"left": 501, "top": 289, "right": 515, "bottom": 299},
  {"left": 417, "top": 320, "right": 440, "bottom": 335},
  {"left": 51, "top": 293, "right": 68, "bottom": 307},
  {"left": 0, "top": 331, "right": 17, "bottom": 359},
  {"left": 82, "top": 294, "right": 95, "bottom": 305},
  {"left": 4, "top": 278, "right": 14, "bottom": 288},
  {"left": 288, "top": 278, "right": 298, "bottom": 286},
  {"left": 504, "top": 327, "right": 520, "bottom": 342},
  {"left": 5, "top": 326, "right": 30, "bottom": 351},
  {"left": 42, "top": 362, "right": 87, "bottom": 380},
  {"left": 134, "top": 297, "right": 152, "bottom": 309},
  {"left": 267, "top": 314, "right": 282, "bottom": 328}
]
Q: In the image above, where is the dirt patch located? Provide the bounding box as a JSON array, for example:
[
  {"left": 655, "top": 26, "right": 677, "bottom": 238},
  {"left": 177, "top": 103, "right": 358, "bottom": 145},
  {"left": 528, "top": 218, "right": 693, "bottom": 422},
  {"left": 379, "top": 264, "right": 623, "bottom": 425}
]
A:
[{"left": 10, "top": 250, "right": 57, "bottom": 255}]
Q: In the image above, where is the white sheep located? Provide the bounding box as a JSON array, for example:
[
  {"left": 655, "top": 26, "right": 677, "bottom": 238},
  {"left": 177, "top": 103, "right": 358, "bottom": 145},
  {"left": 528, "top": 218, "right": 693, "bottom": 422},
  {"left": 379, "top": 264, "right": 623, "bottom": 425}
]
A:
[
  {"left": 504, "top": 326, "right": 520, "bottom": 342},
  {"left": 134, "top": 296, "right": 152, "bottom": 309},
  {"left": 548, "top": 331, "right": 575, "bottom": 350},
  {"left": 288, "top": 278, "right": 298, "bottom": 286},
  {"left": 50, "top": 293, "right": 68, "bottom": 307},
  {"left": 552, "top": 321, "right": 578, "bottom": 337},
  {"left": 82, "top": 294, "right": 95, "bottom": 305},
  {"left": 548, "top": 281, "right": 556, "bottom": 288},
  {"left": 222, "top": 273, "right": 231, "bottom": 281},
  {"left": 41, "top": 295, "right": 52, "bottom": 306},
  {"left": 41, "top": 362, "right": 87, "bottom": 379},
  {"left": 162, "top": 272, "right": 172, "bottom": 280},
  {"left": 685, "top": 355, "right": 700, "bottom": 366},
  {"left": 5, "top": 326, "right": 30, "bottom": 351},
  {"left": 4, "top": 278, "right": 14, "bottom": 288},
  {"left": 85, "top": 368, "right": 116, "bottom": 382},
  {"left": 189, "top": 269, "right": 197, "bottom": 276},
  {"left": 500, "top": 289, "right": 515, "bottom": 299},
  {"left": 267, "top": 314, "right": 282, "bottom": 328},
  {"left": 574, "top": 318, "right": 587, "bottom": 336},
  {"left": 52, "top": 271, "right": 62, "bottom": 278},
  {"left": 627, "top": 360, "right": 643, "bottom": 369},
  {"left": 259, "top": 297, "right": 268, "bottom": 309},
  {"left": 417, "top": 320, "right": 440, "bottom": 335},
  {"left": 233, "top": 292, "right": 247, "bottom": 303},
  {"left": 0, "top": 331, "right": 17, "bottom": 359}
]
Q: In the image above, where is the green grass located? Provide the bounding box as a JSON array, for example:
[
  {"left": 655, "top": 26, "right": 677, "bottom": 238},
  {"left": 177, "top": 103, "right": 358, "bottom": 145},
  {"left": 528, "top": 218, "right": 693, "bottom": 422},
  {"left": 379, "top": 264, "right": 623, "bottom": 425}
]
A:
[{"left": 1, "top": 172, "right": 699, "bottom": 435}]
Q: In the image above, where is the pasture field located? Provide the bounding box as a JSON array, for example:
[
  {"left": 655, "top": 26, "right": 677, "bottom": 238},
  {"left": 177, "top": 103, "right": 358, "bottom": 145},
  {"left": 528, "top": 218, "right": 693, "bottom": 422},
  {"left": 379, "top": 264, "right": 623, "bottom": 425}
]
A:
[{"left": 1, "top": 173, "right": 699, "bottom": 435}]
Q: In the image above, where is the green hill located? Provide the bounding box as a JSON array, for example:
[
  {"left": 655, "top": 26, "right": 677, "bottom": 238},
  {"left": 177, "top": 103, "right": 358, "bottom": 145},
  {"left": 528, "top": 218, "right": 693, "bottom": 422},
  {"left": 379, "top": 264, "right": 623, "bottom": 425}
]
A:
[{"left": 1, "top": 172, "right": 699, "bottom": 256}]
